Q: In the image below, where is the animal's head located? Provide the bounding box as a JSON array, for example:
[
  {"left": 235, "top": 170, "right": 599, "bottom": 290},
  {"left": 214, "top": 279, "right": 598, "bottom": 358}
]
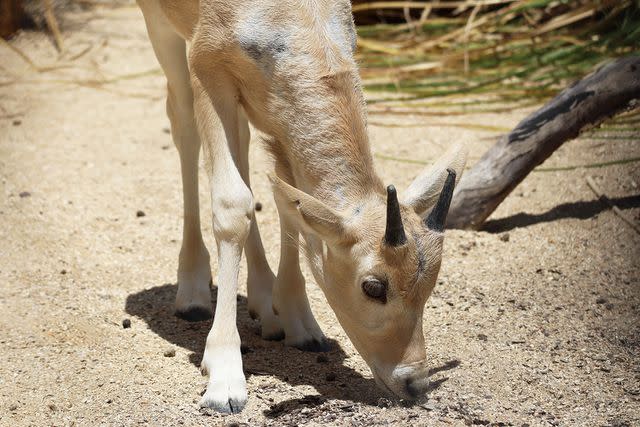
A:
[{"left": 271, "top": 144, "right": 467, "bottom": 400}]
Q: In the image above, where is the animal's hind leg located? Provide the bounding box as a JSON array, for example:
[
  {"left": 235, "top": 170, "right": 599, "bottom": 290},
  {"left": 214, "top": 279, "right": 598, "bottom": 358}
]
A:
[
  {"left": 235, "top": 109, "right": 284, "bottom": 340},
  {"left": 139, "top": 1, "right": 212, "bottom": 320}
]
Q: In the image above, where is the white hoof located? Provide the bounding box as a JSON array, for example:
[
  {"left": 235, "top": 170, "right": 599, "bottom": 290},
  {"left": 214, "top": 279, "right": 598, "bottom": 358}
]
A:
[
  {"left": 199, "top": 344, "right": 247, "bottom": 413},
  {"left": 199, "top": 377, "right": 247, "bottom": 414}
]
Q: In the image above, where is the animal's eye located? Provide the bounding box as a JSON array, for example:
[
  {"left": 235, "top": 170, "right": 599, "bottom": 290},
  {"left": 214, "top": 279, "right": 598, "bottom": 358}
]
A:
[{"left": 362, "top": 279, "right": 387, "bottom": 303}]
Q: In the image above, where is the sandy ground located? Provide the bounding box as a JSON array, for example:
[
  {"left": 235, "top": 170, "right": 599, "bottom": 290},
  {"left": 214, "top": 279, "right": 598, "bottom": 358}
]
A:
[{"left": 1, "top": 5, "right": 639, "bottom": 427}]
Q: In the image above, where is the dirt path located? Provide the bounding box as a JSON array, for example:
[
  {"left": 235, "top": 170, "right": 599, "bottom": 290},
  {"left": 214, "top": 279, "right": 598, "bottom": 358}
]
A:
[{"left": 1, "top": 6, "right": 639, "bottom": 427}]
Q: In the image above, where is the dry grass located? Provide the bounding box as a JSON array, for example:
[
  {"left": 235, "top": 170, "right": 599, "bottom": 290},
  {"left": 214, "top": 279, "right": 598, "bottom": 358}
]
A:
[{"left": 354, "top": 0, "right": 639, "bottom": 113}]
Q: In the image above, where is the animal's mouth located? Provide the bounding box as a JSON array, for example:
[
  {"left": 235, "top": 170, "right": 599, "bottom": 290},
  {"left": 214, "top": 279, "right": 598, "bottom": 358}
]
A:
[{"left": 371, "top": 366, "right": 411, "bottom": 400}]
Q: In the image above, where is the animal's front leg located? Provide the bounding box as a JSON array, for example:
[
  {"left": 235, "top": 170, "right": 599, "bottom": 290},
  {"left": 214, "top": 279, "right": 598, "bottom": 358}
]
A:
[
  {"left": 191, "top": 70, "right": 250, "bottom": 413},
  {"left": 200, "top": 240, "right": 247, "bottom": 413},
  {"left": 272, "top": 211, "right": 329, "bottom": 352}
]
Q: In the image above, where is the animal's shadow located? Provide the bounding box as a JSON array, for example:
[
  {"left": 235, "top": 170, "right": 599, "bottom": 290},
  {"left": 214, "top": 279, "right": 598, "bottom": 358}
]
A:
[{"left": 125, "top": 283, "right": 459, "bottom": 413}]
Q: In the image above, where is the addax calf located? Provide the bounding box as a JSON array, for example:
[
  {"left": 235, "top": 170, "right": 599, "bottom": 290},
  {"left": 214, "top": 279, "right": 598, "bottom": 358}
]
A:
[{"left": 137, "top": 0, "right": 467, "bottom": 413}]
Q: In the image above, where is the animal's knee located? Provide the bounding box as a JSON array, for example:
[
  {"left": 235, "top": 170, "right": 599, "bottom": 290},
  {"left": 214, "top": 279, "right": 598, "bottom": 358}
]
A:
[{"left": 212, "top": 185, "right": 253, "bottom": 244}]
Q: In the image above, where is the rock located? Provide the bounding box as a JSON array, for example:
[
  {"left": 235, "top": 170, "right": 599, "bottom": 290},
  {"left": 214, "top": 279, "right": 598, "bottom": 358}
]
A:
[
  {"left": 477, "top": 333, "right": 488, "bottom": 341},
  {"left": 499, "top": 233, "right": 510, "bottom": 242},
  {"left": 377, "top": 397, "right": 391, "bottom": 408},
  {"left": 60, "top": 269, "right": 67, "bottom": 275},
  {"left": 19, "top": 191, "right": 31, "bottom": 198},
  {"left": 122, "top": 318, "right": 131, "bottom": 329},
  {"left": 255, "top": 202, "right": 263, "bottom": 212},
  {"left": 460, "top": 241, "right": 477, "bottom": 251},
  {"left": 316, "top": 354, "right": 328, "bottom": 363},
  {"left": 164, "top": 348, "right": 176, "bottom": 357},
  {"left": 12, "top": 120, "right": 21, "bottom": 126},
  {"left": 136, "top": 210, "right": 146, "bottom": 217},
  {"left": 9, "top": 403, "right": 18, "bottom": 411},
  {"left": 596, "top": 297, "right": 607, "bottom": 304}
]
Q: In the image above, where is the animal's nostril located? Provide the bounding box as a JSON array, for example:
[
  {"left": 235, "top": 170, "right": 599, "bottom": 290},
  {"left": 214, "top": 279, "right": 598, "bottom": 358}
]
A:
[{"left": 404, "top": 375, "right": 428, "bottom": 399}]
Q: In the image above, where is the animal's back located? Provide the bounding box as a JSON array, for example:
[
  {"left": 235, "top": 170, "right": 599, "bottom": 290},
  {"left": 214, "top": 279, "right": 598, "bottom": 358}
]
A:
[{"left": 154, "top": 0, "right": 355, "bottom": 50}]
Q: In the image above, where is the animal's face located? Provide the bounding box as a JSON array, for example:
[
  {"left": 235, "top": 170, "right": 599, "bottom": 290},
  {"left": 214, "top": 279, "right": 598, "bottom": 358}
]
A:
[
  {"left": 320, "top": 197, "right": 445, "bottom": 398},
  {"left": 272, "top": 145, "right": 467, "bottom": 399}
]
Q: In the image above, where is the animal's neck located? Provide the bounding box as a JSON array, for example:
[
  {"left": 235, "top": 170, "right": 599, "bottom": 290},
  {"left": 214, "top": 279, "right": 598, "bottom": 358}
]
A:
[{"left": 281, "top": 71, "right": 384, "bottom": 210}]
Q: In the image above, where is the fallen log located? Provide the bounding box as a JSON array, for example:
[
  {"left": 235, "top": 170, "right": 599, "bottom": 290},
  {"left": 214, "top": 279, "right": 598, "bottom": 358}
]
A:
[{"left": 447, "top": 55, "right": 640, "bottom": 230}]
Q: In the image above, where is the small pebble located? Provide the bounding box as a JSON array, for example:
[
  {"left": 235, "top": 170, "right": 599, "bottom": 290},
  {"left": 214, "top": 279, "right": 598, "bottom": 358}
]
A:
[
  {"left": 377, "top": 397, "right": 392, "bottom": 408},
  {"left": 316, "top": 354, "right": 328, "bottom": 363},
  {"left": 106, "top": 399, "right": 112, "bottom": 404},
  {"left": 255, "top": 202, "right": 263, "bottom": 212},
  {"left": 60, "top": 269, "right": 67, "bottom": 275},
  {"left": 122, "top": 318, "right": 131, "bottom": 329},
  {"left": 421, "top": 402, "right": 436, "bottom": 411},
  {"left": 12, "top": 120, "right": 21, "bottom": 126},
  {"left": 19, "top": 191, "right": 31, "bottom": 198},
  {"left": 477, "top": 333, "right": 488, "bottom": 341},
  {"left": 164, "top": 348, "right": 176, "bottom": 357},
  {"left": 596, "top": 297, "right": 607, "bottom": 304},
  {"left": 9, "top": 403, "right": 18, "bottom": 411},
  {"left": 136, "top": 210, "right": 146, "bottom": 218},
  {"left": 48, "top": 403, "right": 56, "bottom": 411},
  {"left": 325, "top": 372, "right": 336, "bottom": 381},
  {"left": 499, "top": 233, "right": 510, "bottom": 242}
]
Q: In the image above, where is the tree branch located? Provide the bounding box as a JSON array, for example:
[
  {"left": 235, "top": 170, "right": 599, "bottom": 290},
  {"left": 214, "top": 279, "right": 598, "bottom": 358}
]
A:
[{"left": 447, "top": 55, "right": 640, "bottom": 230}]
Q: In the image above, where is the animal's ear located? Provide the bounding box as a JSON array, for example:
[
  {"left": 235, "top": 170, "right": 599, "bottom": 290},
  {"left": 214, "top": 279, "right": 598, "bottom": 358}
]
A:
[
  {"left": 269, "top": 175, "right": 353, "bottom": 244},
  {"left": 402, "top": 143, "right": 468, "bottom": 216}
]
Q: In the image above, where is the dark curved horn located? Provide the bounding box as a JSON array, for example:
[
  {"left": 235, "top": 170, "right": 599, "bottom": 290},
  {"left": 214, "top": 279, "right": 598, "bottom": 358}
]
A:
[
  {"left": 384, "top": 185, "right": 407, "bottom": 246},
  {"left": 425, "top": 169, "right": 456, "bottom": 232}
]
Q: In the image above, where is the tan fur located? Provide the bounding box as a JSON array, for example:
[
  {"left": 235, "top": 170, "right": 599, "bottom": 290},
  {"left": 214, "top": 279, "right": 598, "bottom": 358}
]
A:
[{"left": 137, "top": 0, "right": 467, "bottom": 412}]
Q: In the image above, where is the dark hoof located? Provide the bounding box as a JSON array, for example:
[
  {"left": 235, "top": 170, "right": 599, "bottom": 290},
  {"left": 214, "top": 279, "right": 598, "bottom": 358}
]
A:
[
  {"left": 228, "top": 398, "right": 245, "bottom": 414},
  {"left": 175, "top": 306, "right": 212, "bottom": 322},
  {"left": 295, "top": 338, "right": 331, "bottom": 352},
  {"left": 199, "top": 398, "right": 246, "bottom": 414},
  {"left": 263, "top": 330, "right": 285, "bottom": 341}
]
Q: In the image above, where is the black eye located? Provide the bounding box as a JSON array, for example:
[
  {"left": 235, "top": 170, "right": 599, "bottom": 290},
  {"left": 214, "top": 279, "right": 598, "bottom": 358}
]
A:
[{"left": 362, "top": 279, "right": 387, "bottom": 303}]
